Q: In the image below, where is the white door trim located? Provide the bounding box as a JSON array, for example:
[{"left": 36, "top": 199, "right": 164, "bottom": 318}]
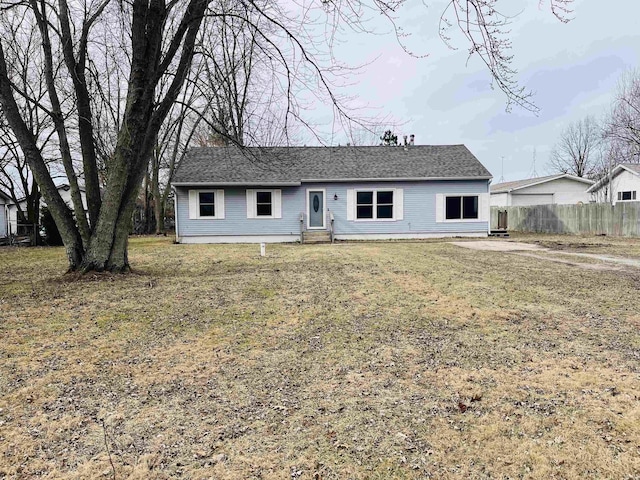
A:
[{"left": 306, "top": 188, "right": 326, "bottom": 229}]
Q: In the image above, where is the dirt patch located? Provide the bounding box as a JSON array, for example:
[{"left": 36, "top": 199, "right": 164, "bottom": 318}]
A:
[
  {"left": 513, "top": 252, "right": 626, "bottom": 272},
  {"left": 532, "top": 240, "right": 611, "bottom": 251},
  {"left": 556, "top": 252, "right": 640, "bottom": 268},
  {"left": 449, "top": 241, "right": 547, "bottom": 252}
]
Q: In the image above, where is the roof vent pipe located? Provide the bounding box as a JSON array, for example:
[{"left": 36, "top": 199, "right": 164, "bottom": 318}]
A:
[{"left": 409, "top": 134, "right": 415, "bottom": 146}]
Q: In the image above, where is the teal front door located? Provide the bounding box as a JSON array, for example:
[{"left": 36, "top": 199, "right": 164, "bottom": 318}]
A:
[{"left": 308, "top": 190, "right": 324, "bottom": 229}]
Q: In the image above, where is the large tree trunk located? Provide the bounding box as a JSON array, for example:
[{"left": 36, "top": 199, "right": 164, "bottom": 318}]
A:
[
  {"left": 151, "top": 150, "right": 164, "bottom": 234},
  {"left": 154, "top": 189, "right": 165, "bottom": 234},
  {"left": 80, "top": 136, "right": 148, "bottom": 272}
]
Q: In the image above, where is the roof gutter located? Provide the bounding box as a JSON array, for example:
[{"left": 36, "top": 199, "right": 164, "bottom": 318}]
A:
[
  {"left": 172, "top": 176, "right": 492, "bottom": 186},
  {"left": 172, "top": 181, "right": 302, "bottom": 187},
  {"left": 300, "top": 176, "right": 493, "bottom": 182}
]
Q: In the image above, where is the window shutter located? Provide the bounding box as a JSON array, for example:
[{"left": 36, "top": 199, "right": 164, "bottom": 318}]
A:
[
  {"left": 217, "top": 190, "right": 225, "bottom": 219},
  {"left": 274, "top": 189, "right": 282, "bottom": 218},
  {"left": 188, "top": 190, "right": 198, "bottom": 219},
  {"left": 346, "top": 189, "right": 355, "bottom": 221},
  {"left": 395, "top": 188, "right": 404, "bottom": 220},
  {"left": 634, "top": 191, "right": 637, "bottom": 200},
  {"left": 618, "top": 191, "right": 622, "bottom": 201},
  {"left": 246, "top": 189, "right": 255, "bottom": 218},
  {"left": 479, "top": 193, "right": 489, "bottom": 221},
  {"left": 435, "top": 194, "right": 444, "bottom": 222}
]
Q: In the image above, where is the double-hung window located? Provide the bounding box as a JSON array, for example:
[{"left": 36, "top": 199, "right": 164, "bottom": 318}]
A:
[
  {"left": 188, "top": 189, "right": 225, "bottom": 219},
  {"left": 356, "top": 190, "right": 394, "bottom": 220},
  {"left": 246, "top": 189, "right": 282, "bottom": 219},
  {"left": 198, "top": 192, "right": 215, "bottom": 217},
  {"left": 256, "top": 191, "right": 273, "bottom": 216},
  {"left": 445, "top": 195, "right": 479, "bottom": 220}
]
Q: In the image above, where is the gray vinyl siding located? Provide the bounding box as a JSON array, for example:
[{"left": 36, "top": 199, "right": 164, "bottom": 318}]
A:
[{"left": 176, "top": 180, "right": 489, "bottom": 238}]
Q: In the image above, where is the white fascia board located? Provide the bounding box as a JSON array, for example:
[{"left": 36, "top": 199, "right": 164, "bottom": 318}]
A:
[
  {"left": 172, "top": 181, "right": 301, "bottom": 187},
  {"left": 559, "top": 174, "right": 596, "bottom": 185},
  {"left": 505, "top": 175, "right": 562, "bottom": 193},
  {"left": 300, "top": 176, "right": 493, "bottom": 183},
  {"left": 587, "top": 166, "right": 628, "bottom": 192},
  {"left": 173, "top": 176, "right": 493, "bottom": 187},
  {"left": 620, "top": 164, "right": 640, "bottom": 178}
]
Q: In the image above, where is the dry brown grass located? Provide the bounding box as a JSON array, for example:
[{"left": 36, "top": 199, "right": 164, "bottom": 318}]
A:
[{"left": 1, "top": 236, "right": 640, "bottom": 479}]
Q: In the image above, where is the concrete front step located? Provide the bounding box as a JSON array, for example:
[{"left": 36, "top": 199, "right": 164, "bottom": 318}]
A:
[{"left": 302, "top": 231, "right": 332, "bottom": 244}]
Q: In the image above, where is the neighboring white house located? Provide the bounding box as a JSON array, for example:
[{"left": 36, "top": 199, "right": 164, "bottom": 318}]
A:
[
  {"left": 587, "top": 164, "right": 640, "bottom": 205},
  {"left": 6, "top": 184, "right": 87, "bottom": 235},
  {"left": 490, "top": 174, "right": 594, "bottom": 207},
  {"left": 0, "top": 190, "right": 10, "bottom": 238}
]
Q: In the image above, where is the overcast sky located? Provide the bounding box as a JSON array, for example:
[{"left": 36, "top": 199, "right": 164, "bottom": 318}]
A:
[{"left": 317, "top": 0, "right": 640, "bottom": 182}]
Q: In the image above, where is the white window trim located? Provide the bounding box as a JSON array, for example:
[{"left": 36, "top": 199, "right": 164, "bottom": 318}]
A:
[
  {"left": 189, "top": 189, "right": 225, "bottom": 220},
  {"left": 354, "top": 188, "right": 398, "bottom": 222},
  {"left": 442, "top": 194, "right": 484, "bottom": 223},
  {"left": 246, "top": 189, "right": 282, "bottom": 219},
  {"left": 618, "top": 190, "right": 637, "bottom": 202},
  {"left": 306, "top": 188, "right": 326, "bottom": 229}
]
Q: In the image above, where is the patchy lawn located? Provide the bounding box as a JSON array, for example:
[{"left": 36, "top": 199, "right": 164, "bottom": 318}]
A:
[{"left": 1, "top": 236, "right": 639, "bottom": 479}]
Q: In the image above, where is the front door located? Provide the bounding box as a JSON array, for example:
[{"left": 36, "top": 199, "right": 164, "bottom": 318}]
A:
[{"left": 308, "top": 190, "right": 325, "bottom": 229}]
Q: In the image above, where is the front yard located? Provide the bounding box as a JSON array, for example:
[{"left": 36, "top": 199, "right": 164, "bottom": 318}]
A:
[{"left": 1, "top": 235, "right": 639, "bottom": 479}]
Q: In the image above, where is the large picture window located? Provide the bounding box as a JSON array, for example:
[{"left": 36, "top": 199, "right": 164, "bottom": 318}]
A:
[
  {"left": 356, "top": 190, "right": 394, "bottom": 220},
  {"left": 446, "top": 195, "right": 478, "bottom": 220}
]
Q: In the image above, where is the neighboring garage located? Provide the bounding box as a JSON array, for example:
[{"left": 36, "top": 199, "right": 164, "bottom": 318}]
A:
[
  {"left": 509, "top": 193, "right": 554, "bottom": 206},
  {"left": 491, "top": 173, "right": 594, "bottom": 207}
]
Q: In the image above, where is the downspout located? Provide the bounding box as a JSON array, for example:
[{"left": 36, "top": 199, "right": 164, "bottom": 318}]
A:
[
  {"left": 172, "top": 186, "right": 180, "bottom": 243},
  {"left": 487, "top": 179, "right": 492, "bottom": 235},
  {"left": 608, "top": 156, "right": 613, "bottom": 205}
]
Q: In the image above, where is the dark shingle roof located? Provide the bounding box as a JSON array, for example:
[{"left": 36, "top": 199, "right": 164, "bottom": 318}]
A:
[
  {"left": 491, "top": 174, "right": 594, "bottom": 193},
  {"left": 172, "top": 145, "right": 492, "bottom": 185}
]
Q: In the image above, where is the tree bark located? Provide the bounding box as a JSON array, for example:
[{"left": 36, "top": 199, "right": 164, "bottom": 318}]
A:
[{"left": 58, "top": 0, "right": 105, "bottom": 228}]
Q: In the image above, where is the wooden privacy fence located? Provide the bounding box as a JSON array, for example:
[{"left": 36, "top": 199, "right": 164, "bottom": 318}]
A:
[{"left": 491, "top": 202, "right": 640, "bottom": 236}]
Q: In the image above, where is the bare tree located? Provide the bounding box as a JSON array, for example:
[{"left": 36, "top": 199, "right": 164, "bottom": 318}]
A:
[
  {"left": 0, "top": 14, "right": 58, "bottom": 242},
  {"left": 0, "top": 0, "right": 575, "bottom": 273},
  {"left": 548, "top": 116, "right": 602, "bottom": 178},
  {"left": 0, "top": 0, "right": 210, "bottom": 271},
  {"left": 604, "top": 69, "right": 640, "bottom": 162}
]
